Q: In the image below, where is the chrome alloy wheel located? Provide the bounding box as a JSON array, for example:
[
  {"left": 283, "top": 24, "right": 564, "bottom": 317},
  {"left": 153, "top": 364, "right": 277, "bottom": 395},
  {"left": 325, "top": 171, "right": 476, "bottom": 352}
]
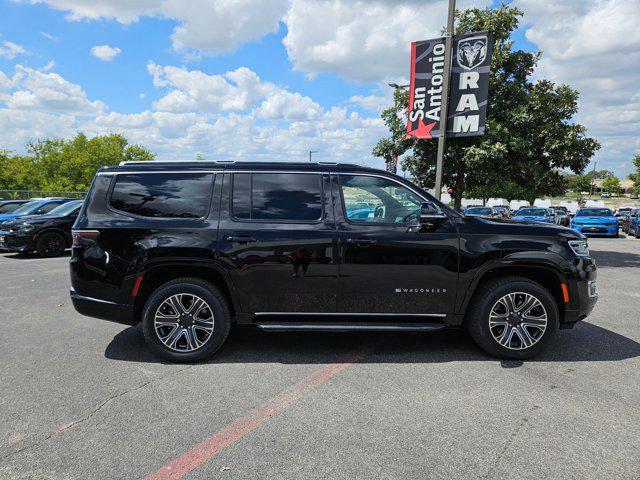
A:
[
  {"left": 488, "top": 292, "right": 547, "bottom": 350},
  {"left": 154, "top": 294, "right": 215, "bottom": 352}
]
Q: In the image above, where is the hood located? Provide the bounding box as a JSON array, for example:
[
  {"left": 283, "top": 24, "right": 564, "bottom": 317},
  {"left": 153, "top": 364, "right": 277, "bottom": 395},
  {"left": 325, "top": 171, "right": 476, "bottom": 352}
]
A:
[
  {"left": 2, "top": 214, "right": 67, "bottom": 226},
  {"left": 0, "top": 213, "right": 24, "bottom": 222},
  {"left": 464, "top": 216, "right": 582, "bottom": 239},
  {"left": 572, "top": 216, "right": 616, "bottom": 224},
  {"left": 513, "top": 215, "right": 549, "bottom": 222}
]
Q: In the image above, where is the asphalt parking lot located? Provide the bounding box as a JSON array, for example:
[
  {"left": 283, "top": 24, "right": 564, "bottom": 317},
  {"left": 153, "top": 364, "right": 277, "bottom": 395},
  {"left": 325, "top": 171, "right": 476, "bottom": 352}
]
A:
[{"left": 1, "top": 236, "right": 639, "bottom": 480}]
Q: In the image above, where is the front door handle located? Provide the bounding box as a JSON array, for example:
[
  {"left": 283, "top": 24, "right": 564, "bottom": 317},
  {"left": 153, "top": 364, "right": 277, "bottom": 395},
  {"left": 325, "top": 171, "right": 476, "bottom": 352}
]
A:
[
  {"left": 346, "top": 238, "right": 377, "bottom": 246},
  {"left": 226, "top": 235, "right": 257, "bottom": 244}
]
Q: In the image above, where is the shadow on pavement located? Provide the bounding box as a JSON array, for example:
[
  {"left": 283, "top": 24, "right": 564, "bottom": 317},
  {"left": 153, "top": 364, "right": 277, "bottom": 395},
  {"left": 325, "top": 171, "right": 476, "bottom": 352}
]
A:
[
  {"left": 590, "top": 249, "right": 640, "bottom": 268},
  {"left": 105, "top": 321, "right": 640, "bottom": 366},
  {"left": 1, "top": 250, "right": 71, "bottom": 259}
]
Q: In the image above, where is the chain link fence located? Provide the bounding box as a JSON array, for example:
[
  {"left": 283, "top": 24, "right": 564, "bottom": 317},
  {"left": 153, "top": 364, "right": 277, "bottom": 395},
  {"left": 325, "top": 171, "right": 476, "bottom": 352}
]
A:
[{"left": 0, "top": 190, "right": 87, "bottom": 200}]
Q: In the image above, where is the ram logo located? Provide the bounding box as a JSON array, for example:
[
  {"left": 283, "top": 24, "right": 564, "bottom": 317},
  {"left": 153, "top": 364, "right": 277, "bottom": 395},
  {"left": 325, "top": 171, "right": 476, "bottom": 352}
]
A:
[{"left": 456, "top": 35, "right": 488, "bottom": 70}]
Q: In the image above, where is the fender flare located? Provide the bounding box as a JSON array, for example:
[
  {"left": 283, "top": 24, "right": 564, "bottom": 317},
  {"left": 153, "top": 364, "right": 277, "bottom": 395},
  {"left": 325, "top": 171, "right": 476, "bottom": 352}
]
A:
[{"left": 457, "top": 255, "right": 568, "bottom": 316}]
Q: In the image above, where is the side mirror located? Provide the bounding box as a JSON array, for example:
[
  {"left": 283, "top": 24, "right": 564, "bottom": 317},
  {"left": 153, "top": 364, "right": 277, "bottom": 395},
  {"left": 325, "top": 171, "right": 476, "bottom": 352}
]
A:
[{"left": 418, "top": 202, "right": 447, "bottom": 229}]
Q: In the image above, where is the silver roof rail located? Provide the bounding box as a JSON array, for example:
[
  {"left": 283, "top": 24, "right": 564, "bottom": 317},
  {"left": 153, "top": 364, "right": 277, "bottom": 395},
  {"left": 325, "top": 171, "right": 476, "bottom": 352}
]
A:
[{"left": 118, "top": 160, "right": 237, "bottom": 166}]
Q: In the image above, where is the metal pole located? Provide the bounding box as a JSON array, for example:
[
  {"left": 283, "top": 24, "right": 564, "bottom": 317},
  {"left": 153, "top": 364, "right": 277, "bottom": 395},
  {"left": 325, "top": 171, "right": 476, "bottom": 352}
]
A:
[{"left": 434, "top": 0, "right": 456, "bottom": 201}]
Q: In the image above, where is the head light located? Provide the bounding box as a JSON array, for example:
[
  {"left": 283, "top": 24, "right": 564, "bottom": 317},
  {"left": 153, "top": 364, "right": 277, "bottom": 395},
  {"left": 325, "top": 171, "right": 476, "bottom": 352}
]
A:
[
  {"left": 568, "top": 239, "right": 589, "bottom": 257},
  {"left": 18, "top": 223, "right": 35, "bottom": 232}
]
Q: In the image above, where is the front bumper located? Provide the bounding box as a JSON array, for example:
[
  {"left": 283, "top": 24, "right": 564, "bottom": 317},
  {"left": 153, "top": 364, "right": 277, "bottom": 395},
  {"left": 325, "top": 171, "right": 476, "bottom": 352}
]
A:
[
  {"left": 0, "top": 231, "right": 35, "bottom": 252},
  {"left": 561, "top": 256, "right": 598, "bottom": 329},
  {"left": 571, "top": 223, "right": 618, "bottom": 236}
]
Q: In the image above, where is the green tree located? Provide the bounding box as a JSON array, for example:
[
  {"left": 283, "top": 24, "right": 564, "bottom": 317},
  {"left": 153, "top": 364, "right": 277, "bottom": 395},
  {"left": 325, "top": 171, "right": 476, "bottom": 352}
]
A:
[
  {"left": 630, "top": 155, "right": 640, "bottom": 192},
  {"left": 373, "top": 3, "right": 600, "bottom": 209},
  {"left": 566, "top": 174, "right": 593, "bottom": 194},
  {"left": 602, "top": 176, "right": 621, "bottom": 195}
]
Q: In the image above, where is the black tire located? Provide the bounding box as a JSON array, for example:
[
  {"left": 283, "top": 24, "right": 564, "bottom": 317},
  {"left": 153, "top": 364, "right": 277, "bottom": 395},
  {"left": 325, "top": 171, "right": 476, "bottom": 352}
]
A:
[
  {"left": 467, "top": 276, "right": 559, "bottom": 359},
  {"left": 36, "top": 232, "right": 66, "bottom": 257},
  {"left": 142, "top": 278, "right": 231, "bottom": 362}
]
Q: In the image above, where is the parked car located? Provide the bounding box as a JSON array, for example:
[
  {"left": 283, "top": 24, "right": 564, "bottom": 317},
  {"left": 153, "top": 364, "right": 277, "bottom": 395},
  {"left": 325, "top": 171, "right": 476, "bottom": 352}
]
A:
[
  {"left": 628, "top": 210, "right": 640, "bottom": 238},
  {"left": 0, "top": 200, "right": 84, "bottom": 257},
  {"left": 0, "top": 198, "right": 75, "bottom": 225},
  {"left": 0, "top": 200, "right": 30, "bottom": 214},
  {"left": 622, "top": 209, "right": 638, "bottom": 234},
  {"left": 70, "top": 161, "right": 597, "bottom": 362},
  {"left": 551, "top": 206, "right": 571, "bottom": 227},
  {"left": 631, "top": 193, "right": 639, "bottom": 200},
  {"left": 600, "top": 192, "right": 611, "bottom": 198},
  {"left": 512, "top": 208, "right": 555, "bottom": 223},
  {"left": 571, "top": 208, "right": 618, "bottom": 237},
  {"left": 463, "top": 206, "right": 501, "bottom": 218}
]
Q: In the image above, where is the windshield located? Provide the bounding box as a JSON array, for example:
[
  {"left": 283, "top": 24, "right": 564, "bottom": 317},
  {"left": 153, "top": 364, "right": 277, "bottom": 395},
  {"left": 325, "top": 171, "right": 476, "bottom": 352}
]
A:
[
  {"left": 10, "top": 201, "right": 40, "bottom": 215},
  {"left": 517, "top": 208, "right": 548, "bottom": 216},
  {"left": 576, "top": 208, "right": 613, "bottom": 217},
  {"left": 466, "top": 207, "right": 492, "bottom": 215},
  {"left": 47, "top": 201, "right": 83, "bottom": 216},
  {"left": 0, "top": 202, "right": 24, "bottom": 213},
  {"left": 554, "top": 209, "right": 565, "bottom": 214}
]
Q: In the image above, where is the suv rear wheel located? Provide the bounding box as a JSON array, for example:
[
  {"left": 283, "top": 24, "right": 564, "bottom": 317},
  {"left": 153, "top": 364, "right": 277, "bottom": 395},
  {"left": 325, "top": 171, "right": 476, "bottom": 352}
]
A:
[
  {"left": 142, "top": 278, "right": 231, "bottom": 362},
  {"left": 467, "top": 276, "right": 559, "bottom": 359}
]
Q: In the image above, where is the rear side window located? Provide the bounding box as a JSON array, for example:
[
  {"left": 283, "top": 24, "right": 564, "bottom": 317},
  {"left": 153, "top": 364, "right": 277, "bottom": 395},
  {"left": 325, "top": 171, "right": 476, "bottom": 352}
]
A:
[
  {"left": 232, "top": 173, "right": 322, "bottom": 222},
  {"left": 110, "top": 173, "right": 213, "bottom": 218}
]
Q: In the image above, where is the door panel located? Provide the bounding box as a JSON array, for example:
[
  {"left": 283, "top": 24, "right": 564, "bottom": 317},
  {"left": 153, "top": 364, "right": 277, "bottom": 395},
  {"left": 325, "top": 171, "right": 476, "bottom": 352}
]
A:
[
  {"left": 334, "top": 174, "right": 459, "bottom": 314},
  {"left": 217, "top": 173, "right": 338, "bottom": 313}
]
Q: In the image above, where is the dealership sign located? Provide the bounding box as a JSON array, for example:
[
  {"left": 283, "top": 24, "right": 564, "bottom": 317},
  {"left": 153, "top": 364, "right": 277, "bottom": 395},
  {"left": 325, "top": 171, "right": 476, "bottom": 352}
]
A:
[{"left": 406, "top": 31, "right": 493, "bottom": 139}]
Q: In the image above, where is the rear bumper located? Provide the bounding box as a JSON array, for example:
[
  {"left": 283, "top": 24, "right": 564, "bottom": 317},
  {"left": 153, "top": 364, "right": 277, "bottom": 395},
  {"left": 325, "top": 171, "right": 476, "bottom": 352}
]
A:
[{"left": 70, "top": 289, "right": 136, "bottom": 325}]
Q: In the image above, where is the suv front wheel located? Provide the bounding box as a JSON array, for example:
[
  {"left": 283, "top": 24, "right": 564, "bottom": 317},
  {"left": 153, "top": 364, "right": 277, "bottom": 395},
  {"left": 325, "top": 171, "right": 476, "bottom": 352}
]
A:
[
  {"left": 142, "top": 278, "right": 231, "bottom": 362},
  {"left": 468, "top": 276, "right": 559, "bottom": 359}
]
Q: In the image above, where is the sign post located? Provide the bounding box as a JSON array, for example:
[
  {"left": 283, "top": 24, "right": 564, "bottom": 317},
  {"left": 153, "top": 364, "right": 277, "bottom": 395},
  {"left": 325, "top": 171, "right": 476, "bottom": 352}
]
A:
[
  {"left": 434, "top": 0, "right": 456, "bottom": 201},
  {"left": 405, "top": 0, "right": 492, "bottom": 202}
]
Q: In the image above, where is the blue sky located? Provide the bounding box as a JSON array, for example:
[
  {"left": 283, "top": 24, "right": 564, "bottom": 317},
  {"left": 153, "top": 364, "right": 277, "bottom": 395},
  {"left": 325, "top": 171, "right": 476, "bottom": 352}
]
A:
[{"left": 0, "top": 0, "right": 637, "bottom": 177}]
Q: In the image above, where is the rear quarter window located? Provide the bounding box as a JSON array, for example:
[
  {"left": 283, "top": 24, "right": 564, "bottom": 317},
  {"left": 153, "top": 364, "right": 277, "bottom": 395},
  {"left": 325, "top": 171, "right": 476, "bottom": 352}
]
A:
[{"left": 109, "top": 173, "right": 213, "bottom": 218}]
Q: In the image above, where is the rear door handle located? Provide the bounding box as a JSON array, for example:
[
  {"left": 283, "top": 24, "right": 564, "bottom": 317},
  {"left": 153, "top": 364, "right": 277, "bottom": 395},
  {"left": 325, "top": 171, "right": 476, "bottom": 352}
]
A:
[
  {"left": 226, "top": 235, "right": 257, "bottom": 244},
  {"left": 346, "top": 238, "right": 377, "bottom": 246}
]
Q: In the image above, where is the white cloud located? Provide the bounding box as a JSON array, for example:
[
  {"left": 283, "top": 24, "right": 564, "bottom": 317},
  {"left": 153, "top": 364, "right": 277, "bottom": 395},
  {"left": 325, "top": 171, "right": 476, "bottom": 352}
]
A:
[
  {"left": 283, "top": 0, "right": 490, "bottom": 83},
  {"left": 24, "top": 0, "right": 289, "bottom": 54},
  {"left": 517, "top": 0, "right": 640, "bottom": 175},
  {"left": 148, "top": 63, "right": 323, "bottom": 120},
  {"left": 349, "top": 94, "right": 388, "bottom": 113},
  {"left": 40, "top": 31, "right": 58, "bottom": 41},
  {"left": 1, "top": 65, "right": 105, "bottom": 115},
  {"left": 0, "top": 40, "right": 28, "bottom": 60},
  {"left": 90, "top": 45, "right": 121, "bottom": 61}
]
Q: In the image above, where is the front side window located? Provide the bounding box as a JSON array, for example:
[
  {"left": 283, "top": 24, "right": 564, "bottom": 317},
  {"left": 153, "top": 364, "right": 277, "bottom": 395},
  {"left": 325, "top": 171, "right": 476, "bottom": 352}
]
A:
[
  {"left": 339, "top": 175, "right": 425, "bottom": 224},
  {"left": 110, "top": 173, "right": 213, "bottom": 218},
  {"left": 232, "top": 173, "right": 322, "bottom": 222},
  {"left": 37, "top": 201, "right": 67, "bottom": 214}
]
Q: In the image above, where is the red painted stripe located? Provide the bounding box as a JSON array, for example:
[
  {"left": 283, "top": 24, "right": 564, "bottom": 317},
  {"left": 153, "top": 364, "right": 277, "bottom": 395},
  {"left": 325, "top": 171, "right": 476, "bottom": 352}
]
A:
[
  {"left": 145, "top": 350, "right": 368, "bottom": 480},
  {"left": 132, "top": 276, "right": 143, "bottom": 297}
]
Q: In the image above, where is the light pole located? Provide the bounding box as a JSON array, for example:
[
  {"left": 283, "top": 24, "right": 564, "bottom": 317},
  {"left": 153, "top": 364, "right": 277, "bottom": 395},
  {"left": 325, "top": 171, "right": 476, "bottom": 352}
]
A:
[
  {"left": 589, "top": 162, "right": 597, "bottom": 198},
  {"left": 433, "top": 0, "right": 456, "bottom": 201},
  {"left": 309, "top": 150, "right": 318, "bottom": 162}
]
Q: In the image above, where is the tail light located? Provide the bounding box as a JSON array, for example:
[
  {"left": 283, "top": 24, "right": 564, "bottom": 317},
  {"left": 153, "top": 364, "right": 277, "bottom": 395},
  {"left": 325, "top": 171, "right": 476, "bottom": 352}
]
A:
[{"left": 72, "top": 230, "right": 99, "bottom": 247}]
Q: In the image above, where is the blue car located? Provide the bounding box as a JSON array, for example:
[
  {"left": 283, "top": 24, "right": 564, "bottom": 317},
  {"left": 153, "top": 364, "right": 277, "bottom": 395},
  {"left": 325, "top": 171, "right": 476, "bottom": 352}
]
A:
[
  {"left": 571, "top": 208, "right": 618, "bottom": 237},
  {"left": 512, "top": 207, "right": 554, "bottom": 223},
  {"left": 628, "top": 210, "right": 640, "bottom": 238},
  {"left": 0, "top": 198, "right": 75, "bottom": 225}
]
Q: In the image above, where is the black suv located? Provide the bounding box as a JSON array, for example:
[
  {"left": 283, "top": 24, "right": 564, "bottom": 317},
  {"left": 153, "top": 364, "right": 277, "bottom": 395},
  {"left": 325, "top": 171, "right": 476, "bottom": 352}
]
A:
[{"left": 70, "top": 162, "right": 597, "bottom": 361}]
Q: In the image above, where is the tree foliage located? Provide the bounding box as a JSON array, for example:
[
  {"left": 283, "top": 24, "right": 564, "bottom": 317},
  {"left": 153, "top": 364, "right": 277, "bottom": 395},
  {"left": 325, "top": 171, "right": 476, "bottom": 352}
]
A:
[
  {"left": 373, "top": 3, "right": 600, "bottom": 209},
  {"left": 0, "top": 133, "right": 154, "bottom": 192},
  {"left": 602, "top": 176, "right": 621, "bottom": 195},
  {"left": 630, "top": 155, "right": 640, "bottom": 192}
]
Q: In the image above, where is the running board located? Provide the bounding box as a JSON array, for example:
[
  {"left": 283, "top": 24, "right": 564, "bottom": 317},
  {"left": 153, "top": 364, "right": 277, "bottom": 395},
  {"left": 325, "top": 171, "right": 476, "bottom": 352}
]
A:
[{"left": 254, "top": 321, "right": 447, "bottom": 332}]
